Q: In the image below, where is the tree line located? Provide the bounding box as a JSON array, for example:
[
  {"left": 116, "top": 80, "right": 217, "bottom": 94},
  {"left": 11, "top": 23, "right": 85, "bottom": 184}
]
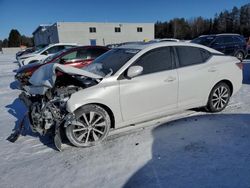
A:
[
  {"left": 155, "top": 3, "right": 250, "bottom": 40},
  {"left": 0, "top": 29, "right": 34, "bottom": 49}
]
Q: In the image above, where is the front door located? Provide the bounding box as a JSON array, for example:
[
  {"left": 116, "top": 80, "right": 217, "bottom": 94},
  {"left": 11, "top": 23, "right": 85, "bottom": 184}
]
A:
[{"left": 119, "top": 47, "right": 178, "bottom": 121}]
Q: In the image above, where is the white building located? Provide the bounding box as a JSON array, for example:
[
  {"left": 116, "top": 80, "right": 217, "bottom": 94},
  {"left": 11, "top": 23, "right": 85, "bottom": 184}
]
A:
[{"left": 33, "top": 22, "right": 155, "bottom": 46}]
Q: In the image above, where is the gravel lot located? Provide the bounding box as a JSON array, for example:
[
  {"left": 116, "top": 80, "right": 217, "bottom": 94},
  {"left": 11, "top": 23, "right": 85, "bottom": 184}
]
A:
[{"left": 0, "top": 54, "right": 250, "bottom": 188}]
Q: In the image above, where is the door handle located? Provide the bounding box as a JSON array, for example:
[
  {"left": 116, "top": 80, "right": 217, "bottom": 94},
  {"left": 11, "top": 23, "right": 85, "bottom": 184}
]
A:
[
  {"left": 208, "top": 67, "right": 217, "bottom": 72},
  {"left": 164, "top": 76, "right": 176, "bottom": 82}
]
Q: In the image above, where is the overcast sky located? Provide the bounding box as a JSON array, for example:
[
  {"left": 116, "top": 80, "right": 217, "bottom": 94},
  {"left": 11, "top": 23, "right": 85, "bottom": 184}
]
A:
[{"left": 0, "top": 0, "right": 249, "bottom": 40}]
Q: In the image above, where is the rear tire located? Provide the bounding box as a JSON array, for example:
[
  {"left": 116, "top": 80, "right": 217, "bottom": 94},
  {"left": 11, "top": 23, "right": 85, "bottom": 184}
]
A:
[
  {"left": 65, "top": 104, "right": 111, "bottom": 147},
  {"left": 206, "top": 82, "right": 231, "bottom": 112},
  {"left": 235, "top": 51, "right": 244, "bottom": 61}
]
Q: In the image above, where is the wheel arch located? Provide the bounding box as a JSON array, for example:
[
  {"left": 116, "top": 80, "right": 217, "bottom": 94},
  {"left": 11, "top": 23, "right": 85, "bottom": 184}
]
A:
[
  {"left": 74, "top": 103, "right": 115, "bottom": 129},
  {"left": 212, "top": 79, "right": 233, "bottom": 96}
]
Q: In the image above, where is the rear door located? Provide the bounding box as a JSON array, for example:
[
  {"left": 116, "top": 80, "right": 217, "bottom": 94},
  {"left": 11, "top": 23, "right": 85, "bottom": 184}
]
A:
[
  {"left": 119, "top": 47, "right": 178, "bottom": 121},
  {"left": 175, "top": 46, "right": 214, "bottom": 108}
]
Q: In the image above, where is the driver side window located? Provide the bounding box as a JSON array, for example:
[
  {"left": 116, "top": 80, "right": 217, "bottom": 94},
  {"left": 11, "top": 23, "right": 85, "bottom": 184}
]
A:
[{"left": 133, "top": 47, "right": 173, "bottom": 76}]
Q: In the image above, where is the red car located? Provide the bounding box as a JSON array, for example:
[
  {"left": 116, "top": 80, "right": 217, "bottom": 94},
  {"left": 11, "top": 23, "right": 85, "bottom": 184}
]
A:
[{"left": 16, "top": 46, "right": 109, "bottom": 84}]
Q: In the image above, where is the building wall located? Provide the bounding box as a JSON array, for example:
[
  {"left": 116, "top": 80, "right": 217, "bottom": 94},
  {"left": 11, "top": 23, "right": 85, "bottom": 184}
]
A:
[
  {"left": 33, "top": 24, "right": 59, "bottom": 46},
  {"left": 56, "top": 22, "right": 154, "bottom": 45}
]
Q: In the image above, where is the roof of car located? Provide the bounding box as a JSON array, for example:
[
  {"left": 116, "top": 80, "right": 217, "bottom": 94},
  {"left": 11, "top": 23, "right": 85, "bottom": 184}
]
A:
[
  {"left": 58, "top": 45, "right": 109, "bottom": 54},
  {"left": 118, "top": 41, "right": 223, "bottom": 54},
  {"left": 49, "top": 45, "right": 109, "bottom": 60},
  {"left": 46, "top": 43, "right": 78, "bottom": 47},
  {"left": 199, "top": 33, "right": 241, "bottom": 37}
]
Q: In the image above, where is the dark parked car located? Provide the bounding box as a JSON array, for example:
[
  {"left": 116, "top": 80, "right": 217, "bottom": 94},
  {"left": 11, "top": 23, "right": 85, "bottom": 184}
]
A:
[
  {"left": 16, "top": 45, "right": 109, "bottom": 85},
  {"left": 191, "top": 34, "right": 247, "bottom": 60}
]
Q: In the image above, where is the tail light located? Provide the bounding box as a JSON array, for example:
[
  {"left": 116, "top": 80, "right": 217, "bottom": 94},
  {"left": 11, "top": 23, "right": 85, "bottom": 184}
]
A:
[{"left": 236, "top": 62, "right": 243, "bottom": 70}]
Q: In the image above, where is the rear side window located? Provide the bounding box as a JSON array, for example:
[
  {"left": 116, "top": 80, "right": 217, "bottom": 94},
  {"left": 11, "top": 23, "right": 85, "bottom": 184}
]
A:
[
  {"left": 224, "top": 36, "right": 234, "bottom": 44},
  {"left": 176, "top": 46, "right": 209, "bottom": 67},
  {"left": 233, "top": 36, "right": 245, "bottom": 44},
  {"left": 134, "top": 47, "right": 173, "bottom": 75},
  {"left": 200, "top": 49, "right": 211, "bottom": 62}
]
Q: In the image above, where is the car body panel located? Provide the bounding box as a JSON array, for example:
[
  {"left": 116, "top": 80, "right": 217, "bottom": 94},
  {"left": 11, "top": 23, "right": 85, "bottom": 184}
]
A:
[{"left": 119, "top": 69, "right": 178, "bottom": 121}]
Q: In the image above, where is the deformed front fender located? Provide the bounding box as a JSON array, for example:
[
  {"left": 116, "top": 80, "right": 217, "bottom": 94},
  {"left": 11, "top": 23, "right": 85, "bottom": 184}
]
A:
[{"left": 66, "top": 84, "right": 123, "bottom": 125}]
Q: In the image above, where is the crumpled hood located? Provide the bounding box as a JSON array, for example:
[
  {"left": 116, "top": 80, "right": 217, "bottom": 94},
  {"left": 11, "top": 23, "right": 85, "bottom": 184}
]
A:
[{"left": 24, "top": 63, "right": 103, "bottom": 95}]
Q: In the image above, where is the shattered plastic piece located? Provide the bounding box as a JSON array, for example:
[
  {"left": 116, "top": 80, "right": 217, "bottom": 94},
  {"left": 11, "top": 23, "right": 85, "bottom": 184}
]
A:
[{"left": 7, "top": 113, "right": 27, "bottom": 142}]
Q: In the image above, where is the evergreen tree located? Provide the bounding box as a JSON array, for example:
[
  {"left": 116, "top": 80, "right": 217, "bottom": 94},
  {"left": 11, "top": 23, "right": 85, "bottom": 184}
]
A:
[
  {"left": 2, "top": 39, "right": 8, "bottom": 47},
  {"left": 8, "top": 29, "right": 21, "bottom": 47},
  {"left": 155, "top": 3, "right": 250, "bottom": 39}
]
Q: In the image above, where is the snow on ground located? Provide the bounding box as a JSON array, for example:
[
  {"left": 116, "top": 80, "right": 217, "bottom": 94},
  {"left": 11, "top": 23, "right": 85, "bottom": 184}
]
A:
[{"left": 0, "top": 54, "right": 250, "bottom": 188}]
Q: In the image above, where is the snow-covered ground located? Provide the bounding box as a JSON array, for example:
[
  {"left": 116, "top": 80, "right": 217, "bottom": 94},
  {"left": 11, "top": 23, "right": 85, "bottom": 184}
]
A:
[{"left": 0, "top": 54, "right": 250, "bottom": 188}]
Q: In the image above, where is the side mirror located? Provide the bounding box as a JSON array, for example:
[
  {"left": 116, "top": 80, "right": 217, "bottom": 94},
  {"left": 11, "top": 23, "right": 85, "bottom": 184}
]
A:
[
  {"left": 43, "top": 51, "right": 49, "bottom": 55},
  {"left": 127, "top": 66, "right": 143, "bottom": 79}
]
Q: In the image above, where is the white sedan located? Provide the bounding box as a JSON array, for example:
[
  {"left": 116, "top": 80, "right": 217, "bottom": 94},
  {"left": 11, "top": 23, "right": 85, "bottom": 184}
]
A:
[
  {"left": 17, "top": 43, "right": 77, "bottom": 66},
  {"left": 63, "top": 42, "right": 242, "bottom": 147},
  {"left": 25, "top": 42, "right": 242, "bottom": 148}
]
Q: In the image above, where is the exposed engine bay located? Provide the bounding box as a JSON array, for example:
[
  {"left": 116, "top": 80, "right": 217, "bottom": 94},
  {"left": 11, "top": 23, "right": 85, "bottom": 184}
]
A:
[{"left": 21, "top": 75, "right": 97, "bottom": 135}]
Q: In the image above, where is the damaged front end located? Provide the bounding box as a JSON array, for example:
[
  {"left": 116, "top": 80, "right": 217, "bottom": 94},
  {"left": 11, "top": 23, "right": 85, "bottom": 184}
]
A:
[
  {"left": 20, "top": 85, "right": 81, "bottom": 135},
  {"left": 15, "top": 63, "right": 103, "bottom": 151}
]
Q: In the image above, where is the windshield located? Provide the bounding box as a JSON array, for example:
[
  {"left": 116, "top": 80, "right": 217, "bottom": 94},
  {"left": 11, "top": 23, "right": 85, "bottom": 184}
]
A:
[
  {"left": 84, "top": 48, "right": 140, "bottom": 77},
  {"left": 34, "top": 45, "right": 49, "bottom": 54},
  {"left": 191, "top": 36, "right": 215, "bottom": 46}
]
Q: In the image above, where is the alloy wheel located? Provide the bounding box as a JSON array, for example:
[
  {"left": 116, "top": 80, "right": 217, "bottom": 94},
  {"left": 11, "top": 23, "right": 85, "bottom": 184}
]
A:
[
  {"left": 236, "top": 52, "right": 243, "bottom": 61},
  {"left": 71, "top": 111, "right": 108, "bottom": 145},
  {"left": 211, "top": 86, "right": 230, "bottom": 110}
]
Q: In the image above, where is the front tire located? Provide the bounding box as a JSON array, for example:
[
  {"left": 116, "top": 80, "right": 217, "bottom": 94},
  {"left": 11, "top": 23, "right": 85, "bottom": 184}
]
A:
[
  {"left": 65, "top": 104, "right": 111, "bottom": 147},
  {"left": 206, "top": 82, "right": 231, "bottom": 112}
]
